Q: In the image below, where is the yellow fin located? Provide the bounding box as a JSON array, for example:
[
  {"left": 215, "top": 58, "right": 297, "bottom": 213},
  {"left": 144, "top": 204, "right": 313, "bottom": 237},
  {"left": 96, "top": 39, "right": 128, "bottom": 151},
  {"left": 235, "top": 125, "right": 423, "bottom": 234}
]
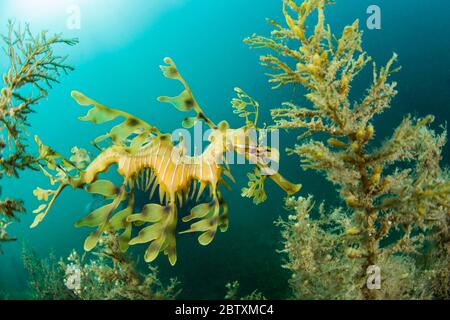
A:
[
  {"left": 86, "top": 180, "right": 118, "bottom": 197},
  {"left": 180, "top": 219, "right": 212, "bottom": 234},
  {"left": 84, "top": 230, "right": 102, "bottom": 251},
  {"left": 127, "top": 203, "right": 165, "bottom": 223},
  {"left": 219, "top": 200, "right": 229, "bottom": 232},
  {"left": 198, "top": 230, "right": 216, "bottom": 246},
  {"left": 75, "top": 202, "right": 114, "bottom": 228},
  {"left": 129, "top": 224, "right": 162, "bottom": 245},
  {"left": 144, "top": 238, "right": 165, "bottom": 263},
  {"left": 108, "top": 206, "right": 132, "bottom": 230},
  {"left": 118, "top": 224, "right": 132, "bottom": 252},
  {"left": 182, "top": 202, "right": 213, "bottom": 223}
]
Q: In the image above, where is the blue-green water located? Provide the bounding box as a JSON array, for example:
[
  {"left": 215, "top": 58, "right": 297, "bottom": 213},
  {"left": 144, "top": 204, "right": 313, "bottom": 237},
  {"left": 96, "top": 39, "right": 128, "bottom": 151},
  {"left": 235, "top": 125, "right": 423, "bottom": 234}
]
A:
[{"left": 0, "top": 0, "right": 449, "bottom": 299}]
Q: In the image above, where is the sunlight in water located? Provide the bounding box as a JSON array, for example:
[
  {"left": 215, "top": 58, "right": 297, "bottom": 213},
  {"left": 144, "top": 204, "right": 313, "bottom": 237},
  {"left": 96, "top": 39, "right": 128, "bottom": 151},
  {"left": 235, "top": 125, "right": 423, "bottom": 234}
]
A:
[
  {"left": 7, "top": 0, "right": 66, "bottom": 20},
  {"left": 0, "top": 0, "right": 185, "bottom": 57}
]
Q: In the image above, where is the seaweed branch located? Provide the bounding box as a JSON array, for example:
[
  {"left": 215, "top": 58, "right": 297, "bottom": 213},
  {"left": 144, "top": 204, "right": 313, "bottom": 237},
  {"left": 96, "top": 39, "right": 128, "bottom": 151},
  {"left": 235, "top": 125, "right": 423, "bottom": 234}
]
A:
[
  {"left": 248, "top": 0, "right": 449, "bottom": 299},
  {"left": 23, "top": 232, "right": 181, "bottom": 300},
  {"left": 0, "top": 21, "right": 77, "bottom": 248}
]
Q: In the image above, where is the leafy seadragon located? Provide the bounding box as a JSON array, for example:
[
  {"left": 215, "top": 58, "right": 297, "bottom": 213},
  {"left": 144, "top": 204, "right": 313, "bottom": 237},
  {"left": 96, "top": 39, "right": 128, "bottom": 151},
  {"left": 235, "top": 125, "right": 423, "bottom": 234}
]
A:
[{"left": 31, "top": 58, "right": 301, "bottom": 265}]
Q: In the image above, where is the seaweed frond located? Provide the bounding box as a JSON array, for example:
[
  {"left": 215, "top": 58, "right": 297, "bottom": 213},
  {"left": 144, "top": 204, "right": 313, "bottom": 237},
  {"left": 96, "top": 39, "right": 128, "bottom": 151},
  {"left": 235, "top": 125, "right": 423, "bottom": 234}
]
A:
[
  {"left": 249, "top": 0, "right": 449, "bottom": 299},
  {"left": 0, "top": 21, "right": 77, "bottom": 248},
  {"left": 0, "top": 21, "right": 78, "bottom": 176},
  {"left": 23, "top": 232, "right": 181, "bottom": 300},
  {"left": 224, "top": 281, "right": 266, "bottom": 300}
]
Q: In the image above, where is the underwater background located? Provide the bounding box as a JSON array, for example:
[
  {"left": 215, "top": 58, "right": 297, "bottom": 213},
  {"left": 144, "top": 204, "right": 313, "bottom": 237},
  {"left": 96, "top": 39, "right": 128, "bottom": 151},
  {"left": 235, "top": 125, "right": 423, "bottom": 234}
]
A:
[{"left": 0, "top": 0, "right": 449, "bottom": 299}]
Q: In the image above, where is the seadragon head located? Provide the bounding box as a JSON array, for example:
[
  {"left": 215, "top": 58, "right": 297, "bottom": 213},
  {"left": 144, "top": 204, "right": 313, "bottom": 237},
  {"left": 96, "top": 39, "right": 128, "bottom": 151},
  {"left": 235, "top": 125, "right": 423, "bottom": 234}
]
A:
[{"left": 30, "top": 58, "right": 301, "bottom": 265}]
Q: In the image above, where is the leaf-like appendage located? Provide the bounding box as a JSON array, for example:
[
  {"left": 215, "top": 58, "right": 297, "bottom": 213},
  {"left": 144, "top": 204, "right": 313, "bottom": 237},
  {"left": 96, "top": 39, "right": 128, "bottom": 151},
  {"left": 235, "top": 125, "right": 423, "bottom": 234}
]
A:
[
  {"left": 129, "top": 223, "right": 162, "bottom": 245},
  {"left": 128, "top": 203, "right": 178, "bottom": 266},
  {"left": 158, "top": 57, "right": 217, "bottom": 129},
  {"left": 158, "top": 90, "right": 196, "bottom": 112},
  {"left": 86, "top": 180, "right": 119, "bottom": 198},
  {"left": 182, "top": 117, "right": 197, "bottom": 129},
  {"left": 71, "top": 90, "right": 160, "bottom": 147},
  {"left": 109, "top": 207, "right": 132, "bottom": 231},
  {"left": 33, "top": 188, "right": 53, "bottom": 201},
  {"left": 75, "top": 202, "right": 115, "bottom": 228},
  {"left": 127, "top": 203, "right": 165, "bottom": 223},
  {"left": 182, "top": 202, "right": 212, "bottom": 223},
  {"left": 180, "top": 199, "right": 221, "bottom": 247}
]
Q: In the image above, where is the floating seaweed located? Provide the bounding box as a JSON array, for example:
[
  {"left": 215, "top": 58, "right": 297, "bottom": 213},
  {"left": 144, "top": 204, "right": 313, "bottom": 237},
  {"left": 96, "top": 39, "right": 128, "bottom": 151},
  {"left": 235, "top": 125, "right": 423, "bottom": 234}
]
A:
[
  {"left": 30, "top": 57, "right": 301, "bottom": 265},
  {"left": 247, "top": 0, "right": 449, "bottom": 299},
  {"left": 0, "top": 21, "right": 77, "bottom": 250}
]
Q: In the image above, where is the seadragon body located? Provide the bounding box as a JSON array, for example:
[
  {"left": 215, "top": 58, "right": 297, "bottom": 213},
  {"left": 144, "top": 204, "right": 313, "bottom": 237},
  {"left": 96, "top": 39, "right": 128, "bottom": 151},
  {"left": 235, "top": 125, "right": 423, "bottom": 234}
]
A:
[{"left": 31, "top": 58, "right": 300, "bottom": 265}]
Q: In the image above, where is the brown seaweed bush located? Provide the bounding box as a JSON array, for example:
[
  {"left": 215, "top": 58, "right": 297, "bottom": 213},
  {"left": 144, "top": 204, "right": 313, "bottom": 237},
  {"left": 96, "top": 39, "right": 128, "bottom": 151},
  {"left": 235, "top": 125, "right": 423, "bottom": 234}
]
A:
[
  {"left": 23, "top": 232, "right": 180, "bottom": 300},
  {"left": 247, "top": 0, "right": 449, "bottom": 299},
  {"left": 0, "top": 21, "right": 77, "bottom": 251}
]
